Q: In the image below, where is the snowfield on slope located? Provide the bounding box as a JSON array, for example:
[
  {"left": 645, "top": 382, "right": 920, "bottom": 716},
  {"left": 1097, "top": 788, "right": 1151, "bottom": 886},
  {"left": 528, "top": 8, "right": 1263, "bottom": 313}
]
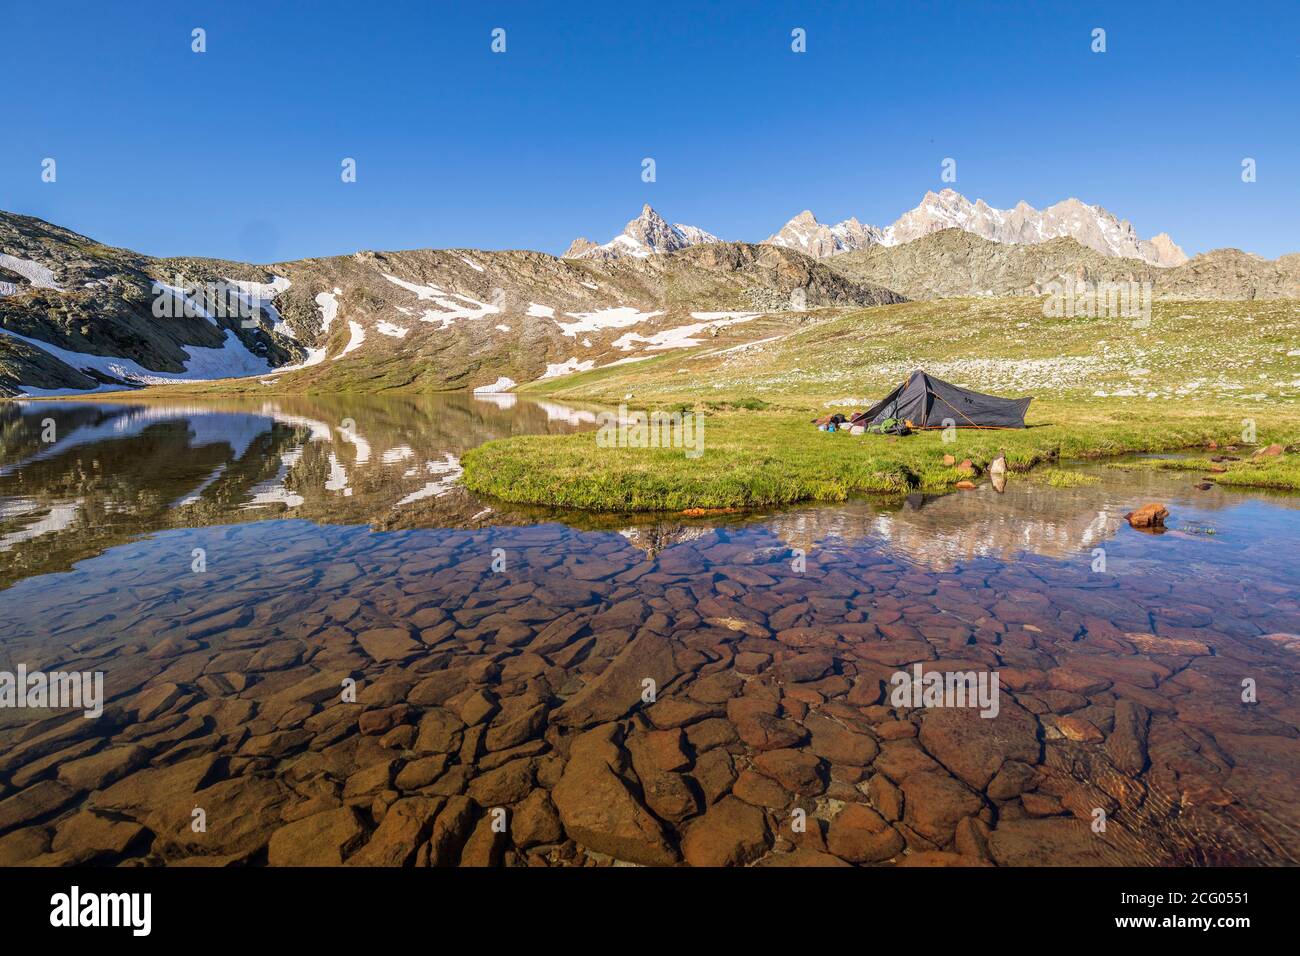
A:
[
  {"left": 1, "top": 326, "right": 273, "bottom": 395},
  {"left": 0, "top": 254, "right": 63, "bottom": 291},
  {"left": 555, "top": 307, "right": 662, "bottom": 338},
  {"left": 380, "top": 273, "right": 502, "bottom": 329}
]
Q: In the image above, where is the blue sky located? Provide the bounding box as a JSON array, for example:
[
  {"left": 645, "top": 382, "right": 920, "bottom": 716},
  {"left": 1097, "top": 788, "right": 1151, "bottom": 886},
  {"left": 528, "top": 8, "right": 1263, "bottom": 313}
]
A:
[{"left": 3, "top": 0, "right": 1296, "bottom": 261}]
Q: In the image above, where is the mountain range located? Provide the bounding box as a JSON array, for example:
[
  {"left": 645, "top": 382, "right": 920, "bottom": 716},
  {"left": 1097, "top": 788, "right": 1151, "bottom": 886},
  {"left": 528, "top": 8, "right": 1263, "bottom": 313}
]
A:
[
  {"left": 0, "top": 198, "right": 1295, "bottom": 398},
  {"left": 0, "top": 210, "right": 899, "bottom": 397},
  {"left": 566, "top": 189, "right": 1189, "bottom": 267}
]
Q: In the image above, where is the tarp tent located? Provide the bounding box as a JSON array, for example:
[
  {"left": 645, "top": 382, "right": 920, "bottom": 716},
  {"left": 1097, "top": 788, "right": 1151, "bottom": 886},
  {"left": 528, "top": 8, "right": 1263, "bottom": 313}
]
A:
[{"left": 850, "top": 370, "right": 1031, "bottom": 430}]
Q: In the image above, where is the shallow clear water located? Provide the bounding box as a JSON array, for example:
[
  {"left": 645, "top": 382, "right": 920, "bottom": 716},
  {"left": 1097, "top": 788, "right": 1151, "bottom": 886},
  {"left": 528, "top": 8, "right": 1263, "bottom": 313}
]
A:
[{"left": 0, "top": 395, "right": 1297, "bottom": 866}]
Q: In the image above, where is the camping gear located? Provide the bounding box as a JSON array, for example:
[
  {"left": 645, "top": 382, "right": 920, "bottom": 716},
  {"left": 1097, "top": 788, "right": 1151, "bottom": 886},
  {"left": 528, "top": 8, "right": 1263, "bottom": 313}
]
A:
[
  {"left": 850, "top": 370, "right": 1031, "bottom": 431},
  {"left": 812, "top": 413, "right": 848, "bottom": 428},
  {"left": 863, "top": 417, "right": 911, "bottom": 436}
]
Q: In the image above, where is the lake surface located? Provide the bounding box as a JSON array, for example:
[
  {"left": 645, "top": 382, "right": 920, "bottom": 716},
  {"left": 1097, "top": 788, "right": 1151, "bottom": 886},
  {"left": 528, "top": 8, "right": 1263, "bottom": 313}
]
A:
[{"left": 1, "top": 393, "right": 1297, "bottom": 866}]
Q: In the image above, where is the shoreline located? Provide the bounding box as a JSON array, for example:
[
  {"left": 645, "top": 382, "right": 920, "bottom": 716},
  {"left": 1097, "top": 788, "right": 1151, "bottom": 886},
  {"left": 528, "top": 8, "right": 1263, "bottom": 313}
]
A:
[{"left": 462, "top": 405, "right": 1300, "bottom": 512}]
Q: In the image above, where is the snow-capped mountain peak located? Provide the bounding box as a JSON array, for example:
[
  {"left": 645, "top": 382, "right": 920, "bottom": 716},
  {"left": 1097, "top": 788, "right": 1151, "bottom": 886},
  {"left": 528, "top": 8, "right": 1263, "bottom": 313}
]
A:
[
  {"left": 564, "top": 205, "right": 719, "bottom": 260},
  {"left": 765, "top": 211, "right": 888, "bottom": 257},
  {"left": 888, "top": 191, "right": 1187, "bottom": 265},
  {"left": 565, "top": 191, "right": 1187, "bottom": 266}
]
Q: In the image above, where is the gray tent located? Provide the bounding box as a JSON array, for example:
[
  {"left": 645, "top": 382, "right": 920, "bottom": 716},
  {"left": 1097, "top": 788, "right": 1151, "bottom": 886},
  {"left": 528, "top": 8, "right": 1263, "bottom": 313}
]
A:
[{"left": 850, "top": 370, "right": 1031, "bottom": 430}]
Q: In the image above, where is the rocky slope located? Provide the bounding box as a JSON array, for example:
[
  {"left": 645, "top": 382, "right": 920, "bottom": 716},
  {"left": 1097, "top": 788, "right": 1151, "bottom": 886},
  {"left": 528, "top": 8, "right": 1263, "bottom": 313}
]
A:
[
  {"left": 0, "top": 213, "right": 304, "bottom": 396},
  {"left": 824, "top": 229, "right": 1300, "bottom": 300},
  {"left": 567, "top": 190, "right": 1191, "bottom": 267},
  {"left": 0, "top": 210, "right": 902, "bottom": 397}
]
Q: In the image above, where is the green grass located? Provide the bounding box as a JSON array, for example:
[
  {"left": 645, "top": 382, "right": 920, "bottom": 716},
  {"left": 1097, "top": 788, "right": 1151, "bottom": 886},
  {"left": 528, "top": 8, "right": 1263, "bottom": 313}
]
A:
[
  {"left": 1114, "top": 454, "right": 1300, "bottom": 491},
  {"left": 1031, "top": 468, "right": 1102, "bottom": 487},
  {"left": 462, "top": 403, "right": 1300, "bottom": 511},
  {"left": 468, "top": 296, "right": 1299, "bottom": 511},
  {"left": 1214, "top": 459, "right": 1300, "bottom": 490}
]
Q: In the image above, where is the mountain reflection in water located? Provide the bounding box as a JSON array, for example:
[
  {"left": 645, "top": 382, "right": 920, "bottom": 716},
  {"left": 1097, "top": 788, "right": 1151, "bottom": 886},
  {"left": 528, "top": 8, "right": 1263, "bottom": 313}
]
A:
[{"left": 0, "top": 395, "right": 1297, "bottom": 867}]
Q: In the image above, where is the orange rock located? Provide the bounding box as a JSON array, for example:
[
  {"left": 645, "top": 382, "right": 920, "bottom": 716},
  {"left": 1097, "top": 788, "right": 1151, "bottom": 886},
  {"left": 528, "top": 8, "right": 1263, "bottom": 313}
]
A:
[
  {"left": 1253, "top": 443, "right": 1283, "bottom": 458},
  {"left": 1054, "top": 715, "right": 1104, "bottom": 743},
  {"left": 1124, "top": 503, "right": 1168, "bottom": 528},
  {"left": 954, "top": 480, "right": 977, "bottom": 490},
  {"left": 1123, "top": 632, "right": 1211, "bottom": 656},
  {"left": 942, "top": 454, "right": 956, "bottom": 466}
]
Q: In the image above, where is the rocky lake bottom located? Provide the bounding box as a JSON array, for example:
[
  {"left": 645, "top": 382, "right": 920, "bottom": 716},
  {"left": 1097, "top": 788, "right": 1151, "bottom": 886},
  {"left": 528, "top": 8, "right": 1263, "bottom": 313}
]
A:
[{"left": 0, "top": 395, "right": 1297, "bottom": 867}]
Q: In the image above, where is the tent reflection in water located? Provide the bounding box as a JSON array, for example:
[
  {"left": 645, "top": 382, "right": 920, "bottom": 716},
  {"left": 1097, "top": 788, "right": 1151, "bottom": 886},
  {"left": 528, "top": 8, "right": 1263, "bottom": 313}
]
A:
[{"left": 850, "top": 369, "right": 1032, "bottom": 430}]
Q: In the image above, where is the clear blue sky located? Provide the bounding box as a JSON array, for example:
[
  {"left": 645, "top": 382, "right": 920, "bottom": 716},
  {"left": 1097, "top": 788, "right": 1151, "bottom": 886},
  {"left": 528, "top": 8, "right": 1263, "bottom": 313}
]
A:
[{"left": 3, "top": 0, "right": 1296, "bottom": 262}]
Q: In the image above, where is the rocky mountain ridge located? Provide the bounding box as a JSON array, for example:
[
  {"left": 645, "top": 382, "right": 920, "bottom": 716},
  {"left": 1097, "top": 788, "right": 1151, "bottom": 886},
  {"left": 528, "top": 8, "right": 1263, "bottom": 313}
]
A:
[
  {"left": 823, "top": 228, "right": 1300, "bottom": 301},
  {"left": 0, "top": 210, "right": 901, "bottom": 397},
  {"left": 569, "top": 189, "right": 1191, "bottom": 267}
]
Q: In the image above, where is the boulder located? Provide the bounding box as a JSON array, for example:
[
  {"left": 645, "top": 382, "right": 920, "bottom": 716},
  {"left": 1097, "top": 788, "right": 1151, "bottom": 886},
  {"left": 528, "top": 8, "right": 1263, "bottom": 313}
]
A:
[
  {"left": 901, "top": 771, "right": 983, "bottom": 844},
  {"left": 511, "top": 790, "right": 563, "bottom": 848},
  {"left": 1124, "top": 503, "right": 1169, "bottom": 529},
  {"left": 752, "top": 749, "right": 825, "bottom": 796},
  {"left": 681, "top": 796, "right": 770, "bottom": 867},
  {"left": 348, "top": 797, "right": 443, "bottom": 866},
  {"left": 550, "top": 725, "right": 677, "bottom": 865},
  {"left": 805, "top": 714, "right": 879, "bottom": 766},
  {"left": 427, "top": 796, "right": 477, "bottom": 866},
  {"left": 1105, "top": 700, "right": 1149, "bottom": 775},
  {"left": 357, "top": 627, "right": 422, "bottom": 662},
  {"left": 917, "top": 701, "right": 1041, "bottom": 790},
  {"left": 268, "top": 807, "right": 366, "bottom": 866},
  {"left": 827, "top": 804, "right": 904, "bottom": 863},
  {"left": 553, "top": 632, "right": 680, "bottom": 728}
]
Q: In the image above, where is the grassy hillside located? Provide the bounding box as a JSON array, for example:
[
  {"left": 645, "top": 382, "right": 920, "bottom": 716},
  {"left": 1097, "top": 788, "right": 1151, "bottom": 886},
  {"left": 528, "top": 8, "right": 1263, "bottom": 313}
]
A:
[
  {"left": 519, "top": 297, "right": 1300, "bottom": 409},
  {"left": 464, "top": 296, "right": 1300, "bottom": 510}
]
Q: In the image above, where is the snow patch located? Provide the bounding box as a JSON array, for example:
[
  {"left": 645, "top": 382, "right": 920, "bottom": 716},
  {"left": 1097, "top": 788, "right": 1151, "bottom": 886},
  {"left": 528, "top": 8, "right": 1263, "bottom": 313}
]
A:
[
  {"left": 381, "top": 273, "right": 502, "bottom": 330},
  {"left": 556, "top": 307, "right": 662, "bottom": 338},
  {"left": 334, "top": 321, "right": 366, "bottom": 358},
  {"left": 0, "top": 254, "right": 63, "bottom": 291},
  {"left": 614, "top": 313, "right": 758, "bottom": 351},
  {"left": 541, "top": 357, "right": 595, "bottom": 378},
  {"left": 474, "top": 377, "right": 517, "bottom": 393},
  {"left": 315, "top": 291, "right": 340, "bottom": 334},
  {"left": 0, "top": 326, "right": 273, "bottom": 388},
  {"left": 226, "top": 276, "right": 293, "bottom": 338}
]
